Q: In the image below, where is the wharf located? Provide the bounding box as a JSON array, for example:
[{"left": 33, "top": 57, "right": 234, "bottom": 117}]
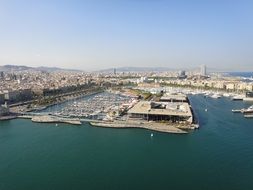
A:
[
  {"left": 0, "top": 115, "right": 17, "bottom": 121},
  {"left": 31, "top": 115, "right": 81, "bottom": 125},
  {"left": 90, "top": 120, "right": 189, "bottom": 134}
]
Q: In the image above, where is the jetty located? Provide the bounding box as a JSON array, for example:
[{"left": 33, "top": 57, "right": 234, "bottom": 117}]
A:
[
  {"left": 29, "top": 115, "right": 81, "bottom": 125},
  {"left": 31, "top": 115, "right": 81, "bottom": 125},
  {"left": 90, "top": 120, "right": 190, "bottom": 134}
]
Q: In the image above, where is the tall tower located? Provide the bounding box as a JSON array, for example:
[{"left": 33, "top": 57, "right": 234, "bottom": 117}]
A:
[
  {"left": 0, "top": 71, "right": 4, "bottom": 79},
  {"left": 200, "top": 65, "right": 206, "bottom": 76},
  {"left": 113, "top": 68, "right": 116, "bottom": 75}
]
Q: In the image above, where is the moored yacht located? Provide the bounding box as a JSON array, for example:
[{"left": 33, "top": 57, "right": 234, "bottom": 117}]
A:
[
  {"left": 241, "top": 105, "right": 253, "bottom": 114},
  {"left": 232, "top": 95, "right": 244, "bottom": 101},
  {"left": 211, "top": 93, "right": 221, "bottom": 99}
]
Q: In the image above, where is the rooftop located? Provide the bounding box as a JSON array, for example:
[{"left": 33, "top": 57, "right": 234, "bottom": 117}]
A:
[{"left": 128, "top": 101, "right": 192, "bottom": 117}]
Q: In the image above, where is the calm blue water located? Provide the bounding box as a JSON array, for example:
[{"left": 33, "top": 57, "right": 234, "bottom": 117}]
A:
[
  {"left": 1, "top": 95, "right": 253, "bottom": 190},
  {"left": 228, "top": 72, "right": 253, "bottom": 78}
]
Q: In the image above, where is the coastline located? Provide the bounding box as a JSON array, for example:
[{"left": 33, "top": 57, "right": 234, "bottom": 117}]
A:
[
  {"left": 16, "top": 114, "right": 192, "bottom": 134},
  {"left": 0, "top": 115, "right": 17, "bottom": 121}
]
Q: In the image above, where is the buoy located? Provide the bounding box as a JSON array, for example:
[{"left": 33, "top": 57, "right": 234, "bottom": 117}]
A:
[
  {"left": 151, "top": 133, "right": 153, "bottom": 137},
  {"left": 205, "top": 108, "right": 208, "bottom": 112},
  {"left": 55, "top": 124, "right": 58, "bottom": 126}
]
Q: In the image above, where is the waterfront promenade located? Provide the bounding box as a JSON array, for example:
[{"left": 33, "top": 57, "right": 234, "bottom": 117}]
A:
[{"left": 90, "top": 120, "right": 189, "bottom": 134}]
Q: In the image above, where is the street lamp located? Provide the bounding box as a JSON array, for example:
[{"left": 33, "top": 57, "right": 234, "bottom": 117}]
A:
[{"left": 147, "top": 109, "right": 151, "bottom": 121}]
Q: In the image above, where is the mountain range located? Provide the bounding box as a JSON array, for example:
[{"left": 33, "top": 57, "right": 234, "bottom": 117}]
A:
[
  {"left": 0, "top": 65, "right": 82, "bottom": 72},
  {"left": 0, "top": 64, "right": 235, "bottom": 74}
]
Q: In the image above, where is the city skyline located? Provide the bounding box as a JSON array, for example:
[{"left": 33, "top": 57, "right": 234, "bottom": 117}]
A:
[{"left": 0, "top": 0, "right": 253, "bottom": 71}]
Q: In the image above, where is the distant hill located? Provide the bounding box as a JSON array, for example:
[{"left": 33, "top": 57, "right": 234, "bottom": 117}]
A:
[
  {"left": 0, "top": 65, "right": 82, "bottom": 72},
  {"left": 97, "top": 67, "right": 176, "bottom": 73}
]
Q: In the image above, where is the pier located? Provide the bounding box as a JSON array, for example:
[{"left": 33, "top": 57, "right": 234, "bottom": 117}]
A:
[
  {"left": 18, "top": 113, "right": 82, "bottom": 125},
  {"left": 90, "top": 120, "right": 189, "bottom": 134}
]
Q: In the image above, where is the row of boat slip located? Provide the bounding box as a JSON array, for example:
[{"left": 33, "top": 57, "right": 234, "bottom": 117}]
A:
[
  {"left": 144, "top": 87, "right": 252, "bottom": 101},
  {"left": 190, "top": 91, "right": 244, "bottom": 100},
  {"left": 49, "top": 92, "right": 135, "bottom": 119}
]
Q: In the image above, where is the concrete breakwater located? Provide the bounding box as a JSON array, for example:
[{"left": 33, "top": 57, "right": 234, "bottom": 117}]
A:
[
  {"left": 0, "top": 115, "right": 17, "bottom": 121},
  {"left": 31, "top": 115, "right": 81, "bottom": 125},
  {"left": 90, "top": 120, "right": 190, "bottom": 134}
]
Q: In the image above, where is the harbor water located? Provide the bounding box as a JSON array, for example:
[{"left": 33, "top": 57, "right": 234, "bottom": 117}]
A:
[{"left": 1, "top": 95, "right": 253, "bottom": 190}]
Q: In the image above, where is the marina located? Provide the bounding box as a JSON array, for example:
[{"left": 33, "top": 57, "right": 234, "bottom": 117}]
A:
[
  {"left": 50, "top": 92, "right": 135, "bottom": 120},
  {"left": 1, "top": 1, "right": 253, "bottom": 189},
  {"left": 17, "top": 90, "right": 198, "bottom": 133},
  {"left": 13, "top": 87, "right": 253, "bottom": 133}
]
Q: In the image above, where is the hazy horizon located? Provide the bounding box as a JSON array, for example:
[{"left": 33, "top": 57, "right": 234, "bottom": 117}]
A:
[{"left": 0, "top": 0, "right": 253, "bottom": 71}]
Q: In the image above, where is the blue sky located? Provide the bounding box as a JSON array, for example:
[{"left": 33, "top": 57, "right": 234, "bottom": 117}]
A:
[{"left": 0, "top": 0, "right": 253, "bottom": 71}]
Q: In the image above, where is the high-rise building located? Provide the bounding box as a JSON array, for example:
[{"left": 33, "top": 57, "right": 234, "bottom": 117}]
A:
[
  {"left": 178, "top": 70, "right": 187, "bottom": 79},
  {"left": 113, "top": 68, "right": 116, "bottom": 75},
  {"left": 200, "top": 65, "right": 206, "bottom": 76},
  {"left": 0, "top": 71, "right": 4, "bottom": 79}
]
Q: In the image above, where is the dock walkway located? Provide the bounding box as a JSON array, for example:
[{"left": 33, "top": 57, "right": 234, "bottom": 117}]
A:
[{"left": 90, "top": 120, "right": 188, "bottom": 134}]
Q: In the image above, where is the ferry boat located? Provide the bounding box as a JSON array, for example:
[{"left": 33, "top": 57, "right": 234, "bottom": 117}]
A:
[{"left": 241, "top": 105, "right": 253, "bottom": 114}]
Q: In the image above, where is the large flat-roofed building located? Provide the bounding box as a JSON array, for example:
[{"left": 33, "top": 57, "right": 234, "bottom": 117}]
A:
[
  {"left": 200, "top": 65, "right": 206, "bottom": 76},
  {"left": 128, "top": 101, "right": 193, "bottom": 123}
]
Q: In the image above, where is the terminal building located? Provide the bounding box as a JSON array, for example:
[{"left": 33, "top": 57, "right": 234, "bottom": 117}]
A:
[{"left": 127, "top": 94, "right": 193, "bottom": 124}]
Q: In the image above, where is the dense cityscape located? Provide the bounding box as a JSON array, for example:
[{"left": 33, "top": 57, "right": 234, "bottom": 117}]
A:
[{"left": 1, "top": 65, "right": 253, "bottom": 129}]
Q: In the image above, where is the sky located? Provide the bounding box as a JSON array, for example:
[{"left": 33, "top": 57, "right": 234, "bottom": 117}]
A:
[{"left": 0, "top": 0, "right": 253, "bottom": 71}]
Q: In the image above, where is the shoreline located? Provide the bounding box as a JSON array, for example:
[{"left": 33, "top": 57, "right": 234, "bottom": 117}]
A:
[
  {"left": 16, "top": 115, "right": 192, "bottom": 134},
  {"left": 0, "top": 115, "right": 17, "bottom": 121}
]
